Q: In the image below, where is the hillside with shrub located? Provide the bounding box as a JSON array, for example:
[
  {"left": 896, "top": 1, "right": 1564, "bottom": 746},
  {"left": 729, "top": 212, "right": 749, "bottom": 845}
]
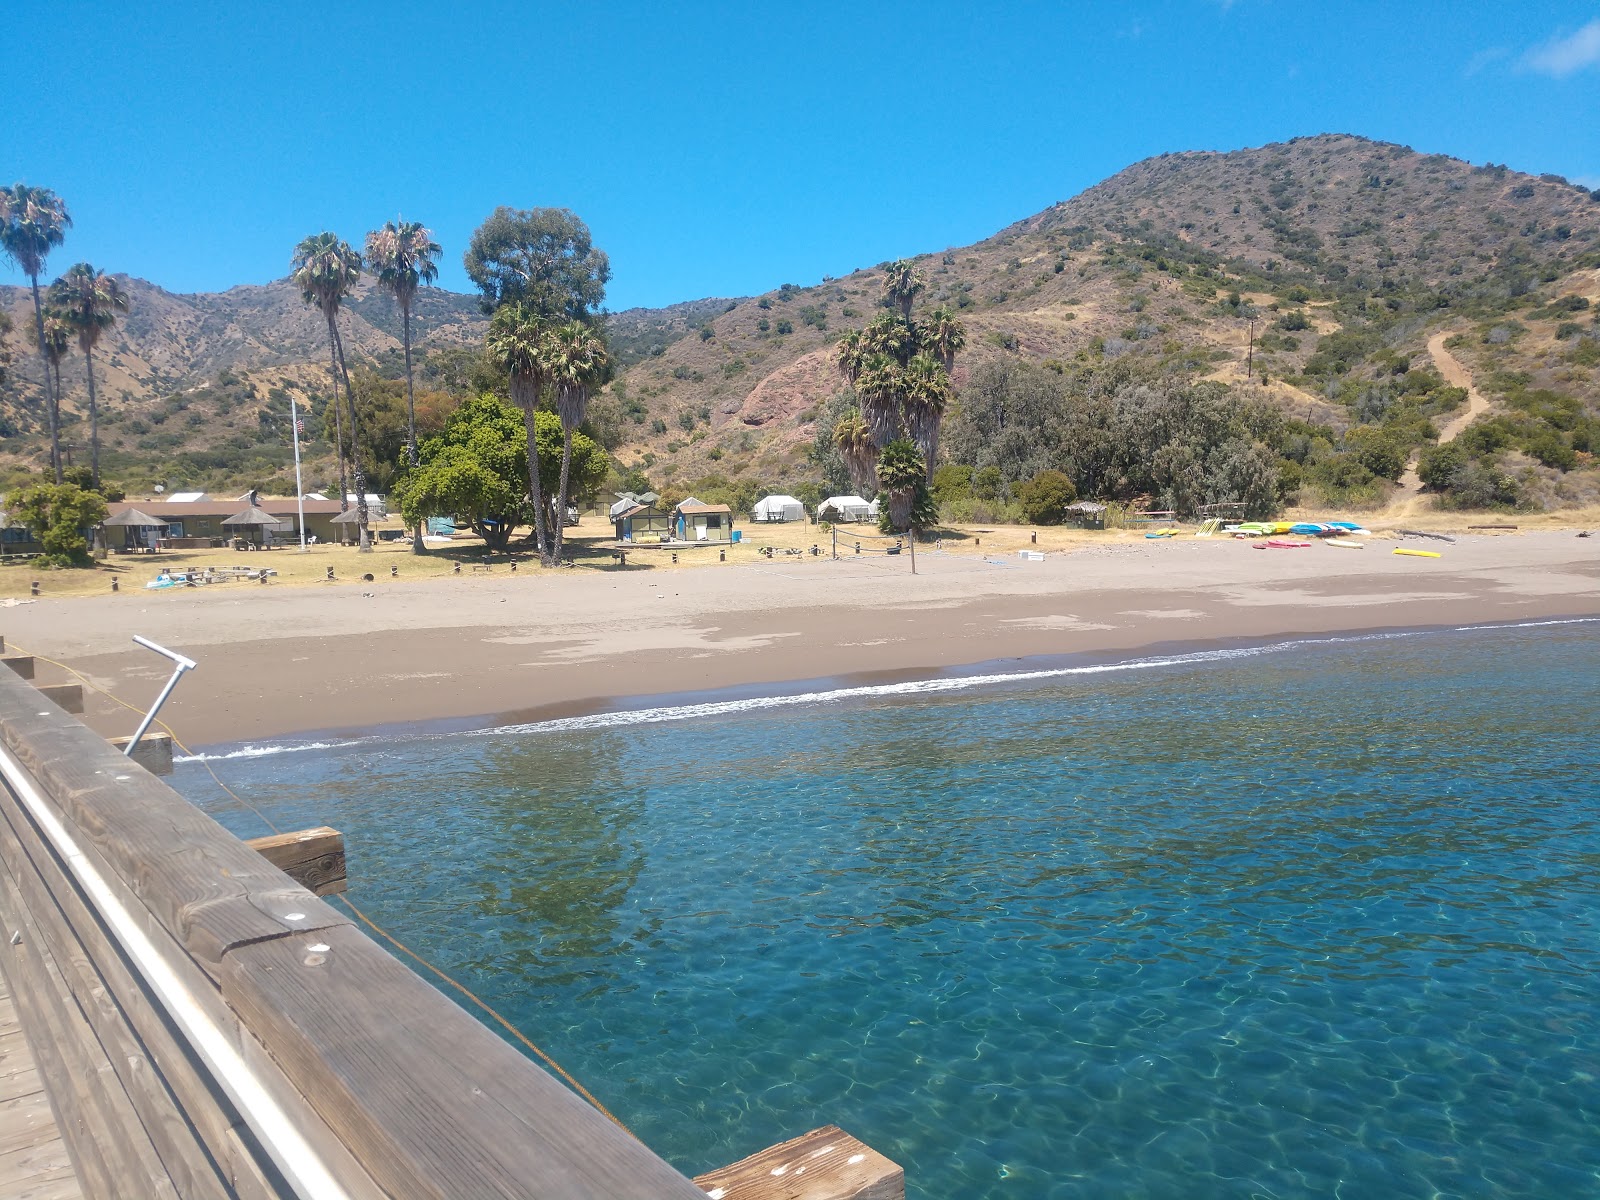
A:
[{"left": 4, "top": 134, "right": 1598, "bottom": 516}]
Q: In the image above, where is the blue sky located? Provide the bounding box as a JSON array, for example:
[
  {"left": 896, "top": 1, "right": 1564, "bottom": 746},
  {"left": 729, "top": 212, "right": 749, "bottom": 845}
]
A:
[{"left": 4, "top": 2, "right": 1597, "bottom": 310}]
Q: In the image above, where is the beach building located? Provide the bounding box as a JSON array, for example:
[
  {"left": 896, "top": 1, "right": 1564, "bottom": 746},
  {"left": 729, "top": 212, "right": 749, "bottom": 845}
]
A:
[
  {"left": 675, "top": 499, "right": 734, "bottom": 543},
  {"left": 613, "top": 501, "right": 674, "bottom": 543},
  {"left": 104, "top": 497, "right": 350, "bottom": 546},
  {"left": 1065, "top": 500, "right": 1108, "bottom": 529},
  {"left": 752, "top": 494, "right": 806, "bottom": 523},
  {"left": 818, "top": 495, "right": 874, "bottom": 522}
]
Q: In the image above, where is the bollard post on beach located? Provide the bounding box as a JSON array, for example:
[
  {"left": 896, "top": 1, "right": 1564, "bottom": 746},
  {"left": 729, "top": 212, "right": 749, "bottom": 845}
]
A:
[
  {"left": 453, "top": 562, "right": 460, "bottom": 574},
  {"left": 1031, "top": 531, "right": 1037, "bottom": 544},
  {"left": 111, "top": 577, "right": 119, "bottom": 593},
  {"left": 30, "top": 581, "right": 39, "bottom": 597},
  {"left": 719, "top": 549, "right": 725, "bottom": 562},
  {"left": 325, "top": 567, "right": 334, "bottom": 581},
  {"left": 390, "top": 565, "right": 397, "bottom": 578}
]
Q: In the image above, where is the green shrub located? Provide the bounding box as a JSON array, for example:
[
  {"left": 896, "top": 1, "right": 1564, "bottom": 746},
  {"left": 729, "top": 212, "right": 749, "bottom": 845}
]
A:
[
  {"left": 1016, "top": 470, "right": 1076, "bottom": 524},
  {"left": 972, "top": 464, "right": 1004, "bottom": 500}
]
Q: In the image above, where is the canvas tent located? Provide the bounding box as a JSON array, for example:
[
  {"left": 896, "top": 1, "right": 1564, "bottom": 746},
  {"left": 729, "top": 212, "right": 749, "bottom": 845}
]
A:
[
  {"left": 752, "top": 495, "right": 805, "bottom": 523},
  {"left": 818, "top": 495, "right": 873, "bottom": 522}
]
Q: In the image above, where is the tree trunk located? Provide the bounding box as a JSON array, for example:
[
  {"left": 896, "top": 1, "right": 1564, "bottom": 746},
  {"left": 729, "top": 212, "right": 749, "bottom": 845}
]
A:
[
  {"left": 332, "top": 323, "right": 370, "bottom": 551},
  {"left": 29, "top": 276, "right": 61, "bottom": 484},
  {"left": 325, "top": 316, "right": 349, "bottom": 527},
  {"left": 85, "top": 343, "right": 101, "bottom": 488},
  {"left": 554, "top": 426, "right": 573, "bottom": 564},
  {"left": 402, "top": 300, "right": 424, "bottom": 555},
  {"left": 516, "top": 380, "right": 551, "bottom": 566}
]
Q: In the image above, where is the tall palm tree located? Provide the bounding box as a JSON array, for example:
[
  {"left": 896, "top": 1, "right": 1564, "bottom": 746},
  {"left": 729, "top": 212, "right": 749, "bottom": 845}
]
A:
[
  {"left": 881, "top": 259, "right": 925, "bottom": 322},
  {"left": 486, "top": 302, "right": 555, "bottom": 565},
  {"left": 0, "top": 185, "right": 72, "bottom": 482},
  {"left": 365, "top": 220, "right": 440, "bottom": 553},
  {"left": 876, "top": 438, "right": 925, "bottom": 533},
  {"left": 291, "top": 233, "right": 371, "bottom": 549},
  {"left": 833, "top": 410, "right": 879, "bottom": 497},
  {"left": 543, "top": 321, "right": 609, "bottom": 565},
  {"left": 853, "top": 352, "right": 904, "bottom": 450},
  {"left": 901, "top": 353, "right": 951, "bottom": 483},
  {"left": 49, "top": 264, "right": 129, "bottom": 488},
  {"left": 921, "top": 305, "right": 966, "bottom": 375},
  {"left": 39, "top": 313, "right": 73, "bottom": 471},
  {"left": 835, "top": 329, "right": 869, "bottom": 385},
  {"left": 860, "top": 311, "right": 915, "bottom": 363}
]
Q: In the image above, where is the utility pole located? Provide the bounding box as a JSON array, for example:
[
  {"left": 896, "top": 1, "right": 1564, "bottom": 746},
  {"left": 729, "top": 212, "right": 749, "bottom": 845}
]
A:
[
  {"left": 1246, "top": 318, "right": 1257, "bottom": 380},
  {"left": 289, "top": 393, "right": 307, "bottom": 551}
]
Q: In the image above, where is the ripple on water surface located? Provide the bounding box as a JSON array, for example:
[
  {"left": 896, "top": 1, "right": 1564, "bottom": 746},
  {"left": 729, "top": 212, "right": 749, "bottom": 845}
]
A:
[{"left": 180, "top": 622, "right": 1600, "bottom": 1200}]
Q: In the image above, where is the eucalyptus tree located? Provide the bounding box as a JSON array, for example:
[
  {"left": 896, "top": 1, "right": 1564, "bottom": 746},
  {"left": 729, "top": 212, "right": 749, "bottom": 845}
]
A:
[
  {"left": 543, "top": 321, "right": 609, "bottom": 564},
  {"left": 291, "top": 232, "right": 370, "bottom": 549},
  {"left": 832, "top": 410, "right": 878, "bottom": 497},
  {"left": 881, "top": 259, "right": 926, "bottom": 322},
  {"left": 49, "top": 264, "right": 129, "bottom": 487},
  {"left": 485, "top": 302, "right": 555, "bottom": 564},
  {"left": 365, "top": 222, "right": 440, "bottom": 453},
  {"left": 463, "top": 207, "right": 610, "bottom": 318},
  {"left": 0, "top": 185, "right": 72, "bottom": 481}
]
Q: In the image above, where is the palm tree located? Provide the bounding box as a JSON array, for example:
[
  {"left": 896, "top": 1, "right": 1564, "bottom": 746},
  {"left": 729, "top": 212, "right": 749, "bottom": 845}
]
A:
[
  {"left": 0, "top": 185, "right": 72, "bottom": 482},
  {"left": 49, "top": 264, "right": 129, "bottom": 488},
  {"left": 853, "top": 352, "right": 904, "bottom": 449},
  {"left": 291, "top": 233, "right": 371, "bottom": 549},
  {"left": 39, "top": 313, "right": 73, "bottom": 471},
  {"left": 365, "top": 220, "right": 440, "bottom": 553},
  {"left": 881, "top": 259, "right": 925, "bottom": 322},
  {"left": 876, "top": 438, "right": 925, "bottom": 533},
  {"left": 543, "top": 321, "right": 609, "bottom": 565},
  {"left": 835, "top": 328, "right": 869, "bottom": 385},
  {"left": 860, "top": 311, "right": 915, "bottom": 363},
  {"left": 901, "top": 353, "right": 951, "bottom": 483},
  {"left": 921, "top": 305, "right": 966, "bottom": 375},
  {"left": 833, "top": 410, "right": 879, "bottom": 497},
  {"left": 486, "top": 302, "right": 555, "bottom": 565}
]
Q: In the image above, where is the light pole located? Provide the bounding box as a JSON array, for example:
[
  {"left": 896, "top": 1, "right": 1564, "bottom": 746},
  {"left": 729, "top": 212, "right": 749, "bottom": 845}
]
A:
[{"left": 289, "top": 392, "right": 307, "bottom": 551}]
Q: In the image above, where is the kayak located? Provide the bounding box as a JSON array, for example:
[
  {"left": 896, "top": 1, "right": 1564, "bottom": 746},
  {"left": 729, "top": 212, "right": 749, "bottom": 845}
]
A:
[
  {"left": 1144, "top": 529, "right": 1179, "bottom": 538},
  {"left": 1394, "top": 548, "right": 1441, "bottom": 558},
  {"left": 1266, "top": 539, "right": 1311, "bottom": 548},
  {"left": 1325, "top": 538, "right": 1364, "bottom": 549},
  {"left": 1291, "top": 522, "right": 1333, "bottom": 536}
]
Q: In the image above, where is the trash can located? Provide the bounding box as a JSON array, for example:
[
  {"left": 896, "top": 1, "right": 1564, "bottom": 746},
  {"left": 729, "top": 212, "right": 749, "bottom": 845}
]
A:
[{"left": 731, "top": 530, "right": 742, "bottom": 543}]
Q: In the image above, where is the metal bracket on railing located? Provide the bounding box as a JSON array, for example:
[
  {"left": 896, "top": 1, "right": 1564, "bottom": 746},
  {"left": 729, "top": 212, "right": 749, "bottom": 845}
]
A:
[{"left": 124, "top": 636, "right": 197, "bottom": 756}]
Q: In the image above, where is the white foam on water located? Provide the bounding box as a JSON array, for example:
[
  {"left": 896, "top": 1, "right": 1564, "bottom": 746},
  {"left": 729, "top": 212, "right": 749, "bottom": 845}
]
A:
[{"left": 176, "top": 617, "right": 1599, "bottom": 760}]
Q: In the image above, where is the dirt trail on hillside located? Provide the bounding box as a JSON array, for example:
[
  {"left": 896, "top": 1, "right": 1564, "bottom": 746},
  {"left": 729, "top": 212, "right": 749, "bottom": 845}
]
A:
[{"left": 1388, "top": 332, "right": 1492, "bottom": 513}]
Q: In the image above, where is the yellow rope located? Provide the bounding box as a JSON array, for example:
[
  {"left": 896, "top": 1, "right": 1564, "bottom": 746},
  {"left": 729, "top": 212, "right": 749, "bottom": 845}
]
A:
[{"left": 6, "top": 639, "right": 639, "bottom": 1138}]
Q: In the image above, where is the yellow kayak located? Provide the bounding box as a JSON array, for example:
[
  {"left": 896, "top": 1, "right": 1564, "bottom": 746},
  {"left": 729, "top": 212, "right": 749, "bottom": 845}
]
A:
[{"left": 1393, "top": 548, "right": 1441, "bottom": 558}]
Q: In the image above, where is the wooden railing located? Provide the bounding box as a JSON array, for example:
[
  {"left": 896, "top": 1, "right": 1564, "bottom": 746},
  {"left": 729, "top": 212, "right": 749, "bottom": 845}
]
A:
[{"left": 0, "top": 661, "right": 720, "bottom": 1198}]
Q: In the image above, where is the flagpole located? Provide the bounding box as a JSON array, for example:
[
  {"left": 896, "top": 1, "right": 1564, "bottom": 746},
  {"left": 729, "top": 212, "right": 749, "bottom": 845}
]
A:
[{"left": 289, "top": 392, "right": 307, "bottom": 552}]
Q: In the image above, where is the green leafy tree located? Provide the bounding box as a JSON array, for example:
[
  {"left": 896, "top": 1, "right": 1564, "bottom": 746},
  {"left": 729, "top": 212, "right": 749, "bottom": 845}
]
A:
[
  {"left": 366, "top": 220, "right": 441, "bottom": 551},
  {"left": 485, "top": 303, "right": 557, "bottom": 563},
  {"left": 395, "top": 395, "right": 531, "bottom": 553},
  {"left": 0, "top": 185, "right": 72, "bottom": 481},
  {"left": 1017, "top": 470, "right": 1076, "bottom": 524},
  {"left": 463, "top": 207, "right": 610, "bottom": 318},
  {"left": 48, "top": 264, "right": 129, "bottom": 488},
  {"left": 9, "top": 480, "right": 106, "bottom": 566},
  {"left": 542, "top": 321, "right": 609, "bottom": 563},
  {"left": 328, "top": 371, "right": 411, "bottom": 494},
  {"left": 291, "top": 232, "right": 371, "bottom": 548}
]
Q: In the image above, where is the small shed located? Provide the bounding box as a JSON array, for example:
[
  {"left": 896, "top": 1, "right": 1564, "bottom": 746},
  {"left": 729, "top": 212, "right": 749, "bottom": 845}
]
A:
[
  {"left": 752, "top": 495, "right": 805, "bottom": 523},
  {"left": 818, "top": 495, "right": 873, "bottom": 523},
  {"left": 676, "top": 500, "right": 733, "bottom": 543},
  {"left": 1064, "top": 500, "right": 1108, "bottom": 529},
  {"left": 102, "top": 506, "right": 169, "bottom": 550},
  {"left": 614, "top": 503, "right": 673, "bottom": 544}
]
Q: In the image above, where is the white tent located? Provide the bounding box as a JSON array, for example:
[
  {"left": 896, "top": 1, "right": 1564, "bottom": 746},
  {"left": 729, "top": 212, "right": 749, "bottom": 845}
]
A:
[
  {"left": 752, "top": 494, "right": 805, "bottom": 523},
  {"left": 817, "top": 495, "right": 873, "bottom": 522}
]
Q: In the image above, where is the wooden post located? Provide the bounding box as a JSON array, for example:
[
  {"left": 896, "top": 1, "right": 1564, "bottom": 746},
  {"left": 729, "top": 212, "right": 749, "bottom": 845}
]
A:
[
  {"left": 244, "top": 826, "right": 347, "bottom": 897},
  {"left": 693, "top": 1125, "right": 903, "bottom": 1200},
  {"left": 107, "top": 732, "right": 174, "bottom": 777},
  {"left": 2, "top": 656, "right": 35, "bottom": 680},
  {"left": 37, "top": 684, "right": 83, "bottom": 714}
]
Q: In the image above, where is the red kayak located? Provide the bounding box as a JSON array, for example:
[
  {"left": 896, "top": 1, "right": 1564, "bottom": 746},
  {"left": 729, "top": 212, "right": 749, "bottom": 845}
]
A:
[{"left": 1266, "top": 539, "right": 1312, "bottom": 548}]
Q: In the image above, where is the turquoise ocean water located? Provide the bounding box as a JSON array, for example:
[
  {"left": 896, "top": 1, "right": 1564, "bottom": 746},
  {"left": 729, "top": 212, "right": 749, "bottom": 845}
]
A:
[{"left": 176, "top": 621, "right": 1600, "bottom": 1198}]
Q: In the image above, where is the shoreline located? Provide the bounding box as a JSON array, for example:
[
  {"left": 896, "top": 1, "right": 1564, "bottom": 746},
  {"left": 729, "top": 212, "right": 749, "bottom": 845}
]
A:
[
  {"left": 171, "top": 613, "right": 1600, "bottom": 759},
  {"left": 3, "top": 531, "right": 1595, "bottom": 748}
]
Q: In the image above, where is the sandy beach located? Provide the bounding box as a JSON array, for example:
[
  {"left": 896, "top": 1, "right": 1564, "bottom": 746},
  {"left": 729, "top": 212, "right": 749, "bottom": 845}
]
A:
[{"left": 0, "top": 529, "right": 1594, "bottom": 749}]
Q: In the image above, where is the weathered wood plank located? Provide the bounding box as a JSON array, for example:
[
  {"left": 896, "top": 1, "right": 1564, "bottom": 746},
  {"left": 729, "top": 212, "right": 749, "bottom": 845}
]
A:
[
  {"left": 31, "top": 689, "right": 80, "bottom": 718},
  {"left": 0, "top": 859, "right": 171, "bottom": 1199},
  {"left": 105, "top": 734, "right": 173, "bottom": 778},
  {"left": 221, "top": 925, "right": 709, "bottom": 1200},
  {"left": 244, "top": 828, "right": 346, "bottom": 897},
  {"left": 1, "top": 659, "right": 34, "bottom": 682},
  {"left": 693, "top": 1126, "right": 905, "bottom": 1200},
  {"left": 0, "top": 670, "right": 351, "bottom": 981},
  {"left": 0, "top": 739, "right": 389, "bottom": 1200}
]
